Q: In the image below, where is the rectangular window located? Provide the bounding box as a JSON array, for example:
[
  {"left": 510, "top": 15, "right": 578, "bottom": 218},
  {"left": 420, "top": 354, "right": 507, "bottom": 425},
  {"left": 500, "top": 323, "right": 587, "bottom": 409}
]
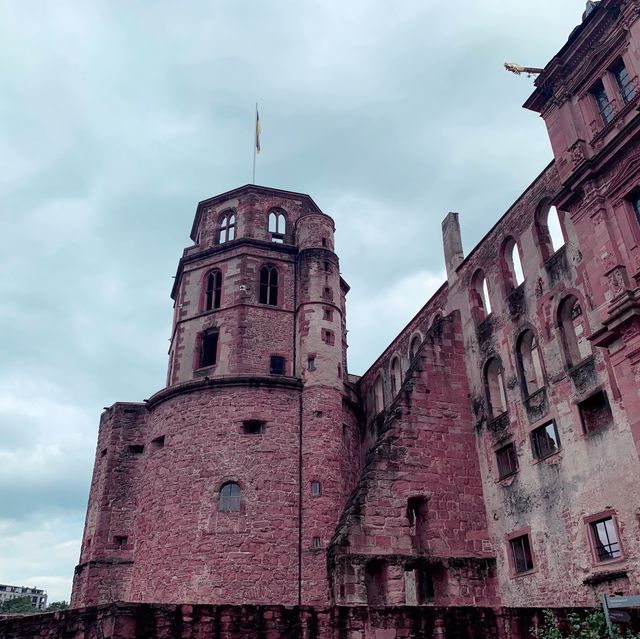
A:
[
  {"left": 269, "top": 355, "right": 285, "bottom": 375},
  {"left": 510, "top": 534, "right": 534, "bottom": 574},
  {"left": 307, "top": 356, "right": 316, "bottom": 371},
  {"left": 114, "top": 535, "right": 128, "bottom": 547},
  {"left": 312, "top": 536, "right": 321, "bottom": 549},
  {"left": 591, "top": 80, "right": 614, "bottom": 124},
  {"left": 531, "top": 420, "right": 561, "bottom": 460},
  {"left": 243, "top": 420, "right": 265, "bottom": 435},
  {"left": 128, "top": 444, "right": 144, "bottom": 454},
  {"left": 630, "top": 191, "right": 640, "bottom": 222},
  {"left": 323, "top": 307, "right": 334, "bottom": 321},
  {"left": 415, "top": 567, "right": 435, "bottom": 604},
  {"left": 201, "top": 330, "right": 218, "bottom": 367},
  {"left": 590, "top": 517, "right": 622, "bottom": 562},
  {"left": 311, "top": 481, "right": 321, "bottom": 496},
  {"left": 612, "top": 59, "right": 636, "bottom": 103},
  {"left": 496, "top": 443, "right": 518, "bottom": 479},
  {"left": 578, "top": 390, "right": 613, "bottom": 434}
]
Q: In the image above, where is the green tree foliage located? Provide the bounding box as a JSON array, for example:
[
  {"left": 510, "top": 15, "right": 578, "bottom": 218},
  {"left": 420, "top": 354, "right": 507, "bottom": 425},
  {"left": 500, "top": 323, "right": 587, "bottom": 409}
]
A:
[
  {"left": 46, "top": 601, "right": 69, "bottom": 611},
  {"left": 532, "top": 609, "right": 640, "bottom": 639},
  {"left": 0, "top": 597, "right": 37, "bottom": 614}
]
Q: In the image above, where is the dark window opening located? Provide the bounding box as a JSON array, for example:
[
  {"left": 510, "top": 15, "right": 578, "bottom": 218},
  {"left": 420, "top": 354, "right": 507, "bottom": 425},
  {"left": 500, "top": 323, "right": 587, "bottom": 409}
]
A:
[
  {"left": 201, "top": 330, "right": 218, "bottom": 368},
  {"left": 323, "top": 307, "right": 333, "bottom": 321},
  {"left": 324, "top": 261, "right": 330, "bottom": 272},
  {"left": 311, "top": 481, "right": 321, "bottom": 496},
  {"left": 322, "top": 286, "right": 333, "bottom": 301},
  {"left": 579, "top": 391, "right": 613, "bottom": 434},
  {"left": 322, "top": 329, "right": 335, "bottom": 346},
  {"left": 114, "top": 535, "right": 128, "bottom": 548},
  {"left": 337, "top": 363, "right": 342, "bottom": 378},
  {"left": 205, "top": 270, "right": 222, "bottom": 311},
  {"left": 590, "top": 517, "right": 622, "bottom": 562},
  {"left": 307, "top": 356, "right": 316, "bottom": 371},
  {"left": 630, "top": 190, "right": 640, "bottom": 223},
  {"left": 220, "top": 482, "right": 241, "bottom": 512},
  {"left": 321, "top": 237, "right": 327, "bottom": 247},
  {"left": 410, "top": 335, "right": 421, "bottom": 360},
  {"left": 365, "top": 560, "right": 387, "bottom": 606},
  {"left": 531, "top": 420, "right": 560, "bottom": 460},
  {"left": 496, "top": 443, "right": 518, "bottom": 479},
  {"left": 259, "top": 266, "right": 278, "bottom": 305},
  {"left": 312, "top": 536, "right": 321, "bottom": 549},
  {"left": 415, "top": 567, "right": 435, "bottom": 604},
  {"left": 101, "top": 448, "right": 107, "bottom": 457},
  {"left": 243, "top": 420, "right": 265, "bottom": 435},
  {"left": 612, "top": 59, "right": 636, "bottom": 103},
  {"left": 270, "top": 355, "right": 286, "bottom": 375},
  {"left": 407, "top": 497, "right": 428, "bottom": 550},
  {"left": 591, "top": 80, "right": 614, "bottom": 124},
  {"left": 128, "top": 444, "right": 144, "bottom": 454},
  {"left": 510, "top": 534, "right": 534, "bottom": 574},
  {"left": 151, "top": 436, "right": 165, "bottom": 449}
]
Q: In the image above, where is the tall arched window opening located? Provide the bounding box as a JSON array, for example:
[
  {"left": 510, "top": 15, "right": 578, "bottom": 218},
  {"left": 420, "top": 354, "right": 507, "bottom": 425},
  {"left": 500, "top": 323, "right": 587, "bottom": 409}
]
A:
[
  {"left": 485, "top": 358, "right": 507, "bottom": 418},
  {"left": 374, "top": 375, "right": 384, "bottom": 414},
  {"left": 502, "top": 238, "right": 524, "bottom": 290},
  {"left": 537, "top": 204, "right": 566, "bottom": 260},
  {"left": 268, "top": 210, "right": 286, "bottom": 243},
  {"left": 409, "top": 335, "right": 421, "bottom": 361},
  {"left": 517, "top": 330, "right": 544, "bottom": 397},
  {"left": 558, "top": 295, "right": 591, "bottom": 367},
  {"left": 218, "top": 212, "right": 236, "bottom": 243},
  {"left": 259, "top": 266, "right": 278, "bottom": 305},
  {"left": 205, "top": 270, "right": 222, "bottom": 311},
  {"left": 390, "top": 357, "right": 402, "bottom": 395},
  {"left": 470, "top": 270, "right": 492, "bottom": 322},
  {"left": 219, "top": 482, "right": 241, "bottom": 512}
]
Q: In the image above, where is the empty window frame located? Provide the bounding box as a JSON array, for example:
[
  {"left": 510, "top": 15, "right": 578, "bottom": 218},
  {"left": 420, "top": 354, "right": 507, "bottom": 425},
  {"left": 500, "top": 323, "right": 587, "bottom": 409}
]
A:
[
  {"left": 268, "top": 210, "right": 286, "bottom": 243},
  {"left": 374, "top": 375, "right": 384, "bottom": 414},
  {"left": 611, "top": 58, "right": 636, "bottom": 104},
  {"left": 509, "top": 534, "right": 534, "bottom": 574},
  {"left": 307, "top": 356, "right": 316, "bottom": 371},
  {"left": 589, "top": 516, "right": 622, "bottom": 562},
  {"left": 578, "top": 390, "right": 613, "bottom": 434},
  {"left": 407, "top": 497, "right": 428, "bottom": 550},
  {"left": 390, "top": 357, "right": 402, "bottom": 395},
  {"left": 201, "top": 330, "right": 219, "bottom": 368},
  {"left": 128, "top": 444, "right": 144, "bottom": 454},
  {"left": 496, "top": 443, "right": 518, "bottom": 479},
  {"left": 531, "top": 420, "right": 561, "bottom": 460},
  {"left": 205, "top": 270, "right": 222, "bottom": 311},
  {"left": 558, "top": 295, "right": 591, "bottom": 367},
  {"left": 591, "top": 79, "right": 614, "bottom": 124},
  {"left": 219, "top": 212, "right": 236, "bottom": 243},
  {"left": 364, "top": 560, "right": 387, "bottom": 606},
  {"left": 415, "top": 567, "right": 435, "bottom": 604},
  {"left": 114, "top": 535, "right": 129, "bottom": 548},
  {"left": 311, "top": 481, "right": 321, "bottom": 496},
  {"left": 259, "top": 266, "right": 278, "bottom": 305},
  {"left": 537, "top": 205, "right": 566, "bottom": 259},
  {"left": 484, "top": 358, "right": 507, "bottom": 418},
  {"left": 502, "top": 237, "right": 525, "bottom": 290},
  {"left": 516, "top": 329, "right": 544, "bottom": 397},
  {"left": 219, "top": 482, "right": 241, "bottom": 512},
  {"left": 243, "top": 420, "right": 265, "bottom": 435},
  {"left": 409, "top": 335, "right": 421, "bottom": 360},
  {"left": 269, "top": 355, "right": 286, "bottom": 375},
  {"left": 470, "top": 270, "right": 492, "bottom": 321},
  {"left": 629, "top": 190, "right": 640, "bottom": 224}
]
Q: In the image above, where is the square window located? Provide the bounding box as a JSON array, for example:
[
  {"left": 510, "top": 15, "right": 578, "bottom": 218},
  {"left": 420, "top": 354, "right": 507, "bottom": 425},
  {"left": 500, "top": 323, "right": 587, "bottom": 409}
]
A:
[
  {"left": 509, "top": 534, "right": 534, "bottom": 574},
  {"left": 590, "top": 516, "right": 622, "bottom": 562},
  {"left": 496, "top": 443, "right": 518, "bottom": 479},
  {"left": 578, "top": 391, "right": 613, "bottom": 434},
  {"left": 531, "top": 420, "right": 561, "bottom": 460},
  {"left": 270, "top": 355, "right": 286, "bottom": 375},
  {"left": 323, "top": 307, "right": 334, "bottom": 321},
  {"left": 114, "top": 535, "right": 128, "bottom": 547},
  {"left": 243, "top": 420, "right": 265, "bottom": 435}
]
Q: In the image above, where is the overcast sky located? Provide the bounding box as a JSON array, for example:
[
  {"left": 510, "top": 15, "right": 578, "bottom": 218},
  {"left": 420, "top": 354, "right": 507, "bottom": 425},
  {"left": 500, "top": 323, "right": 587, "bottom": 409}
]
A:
[{"left": 1, "top": 0, "right": 587, "bottom": 603}]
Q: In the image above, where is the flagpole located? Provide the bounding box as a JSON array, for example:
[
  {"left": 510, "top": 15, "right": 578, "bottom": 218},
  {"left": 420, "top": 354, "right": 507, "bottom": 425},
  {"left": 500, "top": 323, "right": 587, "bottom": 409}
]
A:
[{"left": 252, "top": 102, "right": 258, "bottom": 184}]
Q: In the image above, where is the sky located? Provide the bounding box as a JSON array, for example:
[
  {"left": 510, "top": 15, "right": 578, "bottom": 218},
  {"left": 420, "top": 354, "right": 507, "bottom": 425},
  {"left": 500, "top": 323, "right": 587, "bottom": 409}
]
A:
[{"left": 0, "top": 0, "right": 587, "bottom": 604}]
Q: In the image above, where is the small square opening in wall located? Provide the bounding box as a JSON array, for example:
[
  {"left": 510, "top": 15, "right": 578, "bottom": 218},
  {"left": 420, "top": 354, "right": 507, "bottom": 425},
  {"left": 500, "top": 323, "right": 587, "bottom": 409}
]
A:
[
  {"left": 321, "top": 329, "right": 335, "bottom": 346},
  {"left": 151, "top": 436, "right": 165, "bottom": 449},
  {"left": 128, "top": 444, "right": 144, "bottom": 454},
  {"left": 312, "top": 536, "right": 321, "bottom": 549},
  {"left": 243, "top": 420, "right": 265, "bottom": 435},
  {"left": 323, "top": 307, "right": 334, "bottom": 321},
  {"left": 100, "top": 448, "right": 107, "bottom": 457},
  {"left": 270, "top": 355, "right": 286, "bottom": 375},
  {"left": 114, "top": 535, "right": 128, "bottom": 547},
  {"left": 579, "top": 390, "right": 613, "bottom": 434},
  {"left": 307, "top": 356, "right": 316, "bottom": 371}
]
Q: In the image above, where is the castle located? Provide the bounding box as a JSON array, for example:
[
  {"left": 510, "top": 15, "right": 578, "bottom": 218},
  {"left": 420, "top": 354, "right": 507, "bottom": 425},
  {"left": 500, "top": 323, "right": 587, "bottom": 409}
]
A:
[{"left": 67, "top": 0, "right": 640, "bottom": 621}]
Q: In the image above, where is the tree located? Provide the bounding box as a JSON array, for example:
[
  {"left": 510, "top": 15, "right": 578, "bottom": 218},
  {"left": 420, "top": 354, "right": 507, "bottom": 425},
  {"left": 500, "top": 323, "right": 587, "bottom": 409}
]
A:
[
  {"left": 46, "top": 601, "right": 69, "bottom": 612},
  {"left": 0, "top": 597, "right": 37, "bottom": 614}
]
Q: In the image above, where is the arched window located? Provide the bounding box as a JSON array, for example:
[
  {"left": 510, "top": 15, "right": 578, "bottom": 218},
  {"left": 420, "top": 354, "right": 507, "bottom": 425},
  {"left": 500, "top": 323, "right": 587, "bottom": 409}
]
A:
[
  {"left": 268, "top": 210, "right": 286, "bottom": 243},
  {"left": 558, "top": 295, "right": 591, "bottom": 367},
  {"left": 470, "top": 270, "right": 492, "bottom": 322},
  {"left": 390, "top": 357, "right": 402, "bottom": 395},
  {"left": 409, "top": 335, "right": 421, "bottom": 360},
  {"left": 205, "top": 270, "right": 222, "bottom": 310},
  {"left": 484, "top": 358, "right": 507, "bottom": 418},
  {"left": 219, "top": 482, "right": 241, "bottom": 512},
  {"left": 537, "top": 204, "right": 566, "bottom": 260},
  {"left": 259, "top": 266, "right": 278, "bottom": 305},
  {"left": 502, "top": 238, "right": 524, "bottom": 290},
  {"left": 517, "top": 330, "right": 544, "bottom": 397},
  {"left": 374, "top": 375, "right": 384, "bottom": 414},
  {"left": 219, "top": 212, "right": 236, "bottom": 244}
]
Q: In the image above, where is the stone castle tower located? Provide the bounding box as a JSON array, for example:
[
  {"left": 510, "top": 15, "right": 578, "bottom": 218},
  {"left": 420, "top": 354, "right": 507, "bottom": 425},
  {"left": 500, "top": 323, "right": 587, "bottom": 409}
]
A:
[{"left": 71, "top": 186, "right": 360, "bottom": 607}]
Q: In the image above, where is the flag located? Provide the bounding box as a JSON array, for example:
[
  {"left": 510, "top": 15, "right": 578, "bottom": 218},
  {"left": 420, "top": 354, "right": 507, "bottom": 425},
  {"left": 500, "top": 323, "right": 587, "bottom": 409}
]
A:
[{"left": 255, "top": 108, "right": 261, "bottom": 155}]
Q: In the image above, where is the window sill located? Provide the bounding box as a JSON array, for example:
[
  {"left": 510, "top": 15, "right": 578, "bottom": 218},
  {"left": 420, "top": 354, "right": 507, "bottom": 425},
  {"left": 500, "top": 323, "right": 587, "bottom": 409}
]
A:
[
  {"left": 194, "top": 365, "right": 217, "bottom": 377},
  {"left": 511, "top": 567, "right": 537, "bottom": 580},
  {"left": 497, "top": 471, "right": 518, "bottom": 485},
  {"left": 531, "top": 449, "right": 562, "bottom": 466}
]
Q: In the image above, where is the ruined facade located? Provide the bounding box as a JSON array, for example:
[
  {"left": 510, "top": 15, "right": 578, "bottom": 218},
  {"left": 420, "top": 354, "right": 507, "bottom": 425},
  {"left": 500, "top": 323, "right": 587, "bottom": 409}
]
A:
[{"left": 71, "top": 0, "right": 640, "bottom": 615}]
